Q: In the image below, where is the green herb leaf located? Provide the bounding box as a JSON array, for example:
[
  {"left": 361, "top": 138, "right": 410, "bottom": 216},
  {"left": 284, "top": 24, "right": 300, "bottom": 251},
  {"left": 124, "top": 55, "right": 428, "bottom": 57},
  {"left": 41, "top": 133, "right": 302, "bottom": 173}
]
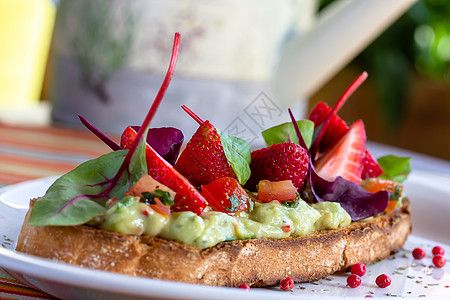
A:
[
  {"left": 223, "top": 194, "right": 247, "bottom": 212},
  {"left": 281, "top": 193, "right": 301, "bottom": 208},
  {"left": 117, "top": 196, "right": 136, "bottom": 208},
  {"left": 218, "top": 132, "right": 251, "bottom": 185},
  {"left": 378, "top": 155, "right": 411, "bottom": 183},
  {"left": 141, "top": 189, "right": 174, "bottom": 206},
  {"left": 262, "top": 120, "right": 314, "bottom": 149}
]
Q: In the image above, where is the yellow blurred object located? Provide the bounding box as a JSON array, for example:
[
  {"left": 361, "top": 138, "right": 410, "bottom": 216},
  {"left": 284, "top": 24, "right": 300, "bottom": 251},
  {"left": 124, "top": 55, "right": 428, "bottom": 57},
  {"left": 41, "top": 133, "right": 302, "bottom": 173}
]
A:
[{"left": 0, "top": 0, "right": 56, "bottom": 109}]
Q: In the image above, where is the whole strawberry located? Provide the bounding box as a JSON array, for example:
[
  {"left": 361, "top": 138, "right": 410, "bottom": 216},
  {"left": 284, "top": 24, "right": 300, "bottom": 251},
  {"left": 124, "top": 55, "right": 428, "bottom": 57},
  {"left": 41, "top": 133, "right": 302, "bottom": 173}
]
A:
[
  {"left": 246, "top": 143, "right": 309, "bottom": 191},
  {"left": 174, "top": 120, "right": 236, "bottom": 187}
]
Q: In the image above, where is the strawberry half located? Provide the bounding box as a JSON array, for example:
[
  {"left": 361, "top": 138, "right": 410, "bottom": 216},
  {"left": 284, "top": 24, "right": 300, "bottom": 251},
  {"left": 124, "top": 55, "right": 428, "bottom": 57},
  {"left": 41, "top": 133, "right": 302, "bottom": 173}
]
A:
[
  {"left": 309, "top": 101, "right": 349, "bottom": 152},
  {"left": 245, "top": 142, "right": 309, "bottom": 191},
  {"left": 361, "top": 150, "right": 383, "bottom": 179},
  {"left": 121, "top": 126, "right": 207, "bottom": 214},
  {"left": 314, "top": 120, "right": 366, "bottom": 184},
  {"left": 174, "top": 121, "right": 236, "bottom": 187}
]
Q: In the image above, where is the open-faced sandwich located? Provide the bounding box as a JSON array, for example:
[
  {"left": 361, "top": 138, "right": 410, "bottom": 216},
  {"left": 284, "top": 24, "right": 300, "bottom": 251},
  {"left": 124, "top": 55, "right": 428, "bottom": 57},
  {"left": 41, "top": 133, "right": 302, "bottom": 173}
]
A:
[{"left": 16, "top": 33, "right": 412, "bottom": 287}]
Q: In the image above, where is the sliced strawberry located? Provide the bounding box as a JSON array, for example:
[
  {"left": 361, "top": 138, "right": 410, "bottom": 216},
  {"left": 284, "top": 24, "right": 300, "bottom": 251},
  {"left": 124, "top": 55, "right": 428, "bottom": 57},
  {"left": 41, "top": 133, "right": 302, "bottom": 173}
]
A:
[
  {"left": 174, "top": 120, "right": 236, "bottom": 187},
  {"left": 121, "top": 126, "right": 207, "bottom": 215},
  {"left": 361, "top": 150, "right": 383, "bottom": 179},
  {"left": 309, "top": 101, "right": 349, "bottom": 152},
  {"left": 314, "top": 120, "right": 366, "bottom": 184},
  {"left": 245, "top": 143, "right": 309, "bottom": 191},
  {"left": 201, "top": 177, "right": 250, "bottom": 213}
]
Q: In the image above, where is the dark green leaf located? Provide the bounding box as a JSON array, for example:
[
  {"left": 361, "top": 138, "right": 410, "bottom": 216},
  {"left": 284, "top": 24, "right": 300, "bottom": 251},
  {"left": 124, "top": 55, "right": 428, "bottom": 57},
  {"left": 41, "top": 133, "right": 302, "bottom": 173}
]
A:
[
  {"left": 141, "top": 189, "right": 174, "bottom": 206},
  {"left": 281, "top": 193, "right": 301, "bottom": 208},
  {"left": 378, "top": 155, "right": 411, "bottom": 183},
  {"left": 262, "top": 120, "right": 314, "bottom": 149},
  {"left": 218, "top": 132, "right": 251, "bottom": 185}
]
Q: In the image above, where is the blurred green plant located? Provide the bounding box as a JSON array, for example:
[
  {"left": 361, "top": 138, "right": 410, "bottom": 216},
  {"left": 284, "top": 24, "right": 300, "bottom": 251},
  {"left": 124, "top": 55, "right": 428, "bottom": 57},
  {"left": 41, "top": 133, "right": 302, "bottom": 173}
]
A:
[
  {"left": 319, "top": 0, "right": 450, "bottom": 131},
  {"left": 57, "top": 0, "right": 137, "bottom": 103}
]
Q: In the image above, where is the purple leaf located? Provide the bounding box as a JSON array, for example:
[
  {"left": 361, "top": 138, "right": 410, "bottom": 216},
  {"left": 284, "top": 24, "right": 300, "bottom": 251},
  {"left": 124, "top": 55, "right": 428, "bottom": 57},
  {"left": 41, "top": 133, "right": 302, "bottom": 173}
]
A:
[
  {"left": 129, "top": 126, "right": 184, "bottom": 165},
  {"left": 309, "top": 164, "right": 389, "bottom": 221}
]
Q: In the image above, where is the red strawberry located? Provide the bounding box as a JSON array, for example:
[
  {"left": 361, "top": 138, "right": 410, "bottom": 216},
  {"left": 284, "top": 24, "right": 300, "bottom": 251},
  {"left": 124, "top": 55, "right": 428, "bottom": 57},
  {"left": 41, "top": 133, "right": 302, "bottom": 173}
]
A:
[
  {"left": 309, "top": 101, "right": 349, "bottom": 152},
  {"left": 361, "top": 150, "right": 383, "bottom": 179},
  {"left": 121, "top": 126, "right": 207, "bottom": 214},
  {"left": 174, "top": 120, "right": 236, "bottom": 187},
  {"left": 245, "top": 143, "right": 309, "bottom": 191},
  {"left": 314, "top": 120, "right": 366, "bottom": 183}
]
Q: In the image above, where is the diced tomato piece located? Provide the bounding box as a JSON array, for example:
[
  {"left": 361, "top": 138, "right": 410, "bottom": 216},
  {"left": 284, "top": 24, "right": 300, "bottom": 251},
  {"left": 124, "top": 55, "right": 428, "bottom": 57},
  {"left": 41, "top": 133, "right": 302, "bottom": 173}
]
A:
[
  {"left": 360, "top": 177, "right": 403, "bottom": 194},
  {"left": 201, "top": 177, "right": 250, "bottom": 213},
  {"left": 281, "top": 225, "right": 292, "bottom": 233},
  {"left": 360, "top": 178, "right": 404, "bottom": 212},
  {"left": 257, "top": 180, "right": 297, "bottom": 203},
  {"left": 125, "top": 174, "right": 174, "bottom": 217},
  {"left": 385, "top": 200, "right": 398, "bottom": 212}
]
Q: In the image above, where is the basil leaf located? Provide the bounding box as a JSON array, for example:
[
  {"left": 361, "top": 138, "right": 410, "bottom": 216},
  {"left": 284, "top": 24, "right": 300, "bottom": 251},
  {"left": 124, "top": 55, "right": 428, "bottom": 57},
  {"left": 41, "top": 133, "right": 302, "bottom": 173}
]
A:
[
  {"left": 262, "top": 120, "right": 314, "bottom": 149},
  {"left": 218, "top": 131, "right": 251, "bottom": 185},
  {"left": 377, "top": 155, "right": 411, "bottom": 183}
]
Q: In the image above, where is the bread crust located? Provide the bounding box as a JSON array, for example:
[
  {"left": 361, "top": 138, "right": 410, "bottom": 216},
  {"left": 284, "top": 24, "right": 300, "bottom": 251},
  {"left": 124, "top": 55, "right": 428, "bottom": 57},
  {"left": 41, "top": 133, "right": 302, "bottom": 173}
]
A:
[{"left": 16, "top": 198, "right": 411, "bottom": 287}]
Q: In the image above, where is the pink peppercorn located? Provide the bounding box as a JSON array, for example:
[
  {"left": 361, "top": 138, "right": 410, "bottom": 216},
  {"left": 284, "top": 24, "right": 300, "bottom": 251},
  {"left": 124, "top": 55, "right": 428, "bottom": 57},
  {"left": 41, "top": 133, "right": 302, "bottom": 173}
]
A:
[
  {"left": 432, "top": 255, "right": 446, "bottom": 268},
  {"left": 375, "top": 274, "right": 391, "bottom": 288},
  {"left": 279, "top": 277, "right": 294, "bottom": 291},
  {"left": 412, "top": 248, "right": 426, "bottom": 259},
  {"left": 432, "top": 246, "right": 445, "bottom": 256},
  {"left": 347, "top": 274, "right": 362, "bottom": 288},
  {"left": 350, "top": 263, "right": 366, "bottom": 277},
  {"left": 237, "top": 284, "right": 250, "bottom": 291}
]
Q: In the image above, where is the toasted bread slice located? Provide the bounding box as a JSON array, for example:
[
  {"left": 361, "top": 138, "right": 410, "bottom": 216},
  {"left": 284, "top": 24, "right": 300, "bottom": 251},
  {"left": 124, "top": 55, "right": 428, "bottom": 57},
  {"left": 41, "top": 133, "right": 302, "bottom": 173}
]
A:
[{"left": 16, "top": 198, "right": 411, "bottom": 287}]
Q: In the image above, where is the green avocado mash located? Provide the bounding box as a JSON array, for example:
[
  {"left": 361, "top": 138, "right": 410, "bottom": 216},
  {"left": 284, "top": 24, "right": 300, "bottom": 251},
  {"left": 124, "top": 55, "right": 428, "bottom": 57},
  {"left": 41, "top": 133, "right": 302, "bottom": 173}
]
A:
[{"left": 101, "top": 197, "right": 351, "bottom": 249}]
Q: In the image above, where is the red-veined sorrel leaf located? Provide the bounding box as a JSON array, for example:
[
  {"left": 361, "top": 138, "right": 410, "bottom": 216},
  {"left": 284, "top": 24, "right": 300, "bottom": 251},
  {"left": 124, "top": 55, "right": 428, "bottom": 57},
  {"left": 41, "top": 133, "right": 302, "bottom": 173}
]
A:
[{"left": 29, "top": 33, "right": 181, "bottom": 226}]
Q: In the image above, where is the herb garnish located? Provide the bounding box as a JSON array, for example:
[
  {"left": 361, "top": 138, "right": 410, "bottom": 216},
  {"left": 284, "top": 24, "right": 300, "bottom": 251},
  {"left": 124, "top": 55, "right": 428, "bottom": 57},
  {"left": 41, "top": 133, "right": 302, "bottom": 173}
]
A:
[{"left": 141, "top": 190, "right": 174, "bottom": 206}]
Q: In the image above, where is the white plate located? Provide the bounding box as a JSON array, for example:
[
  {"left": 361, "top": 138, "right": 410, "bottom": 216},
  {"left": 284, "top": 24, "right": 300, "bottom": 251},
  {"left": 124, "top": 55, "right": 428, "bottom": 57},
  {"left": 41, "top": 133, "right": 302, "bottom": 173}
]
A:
[{"left": 0, "top": 173, "right": 449, "bottom": 300}]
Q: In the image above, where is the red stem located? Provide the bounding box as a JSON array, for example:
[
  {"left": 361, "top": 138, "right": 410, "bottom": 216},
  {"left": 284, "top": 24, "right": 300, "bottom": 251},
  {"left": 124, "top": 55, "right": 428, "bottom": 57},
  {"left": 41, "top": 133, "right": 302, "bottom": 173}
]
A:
[
  {"left": 288, "top": 109, "right": 308, "bottom": 151},
  {"left": 181, "top": 105, "right": 204, "bottom": 125},
  {"left": 106, "top": 33, "right": 181, "bottom": 193},
  {"left": 310, "top": 71, "right": 368, "bottom": 157}
]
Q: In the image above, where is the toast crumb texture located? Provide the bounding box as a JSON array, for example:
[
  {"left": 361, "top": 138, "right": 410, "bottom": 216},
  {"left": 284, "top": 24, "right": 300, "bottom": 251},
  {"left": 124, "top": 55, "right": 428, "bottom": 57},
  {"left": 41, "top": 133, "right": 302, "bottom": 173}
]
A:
[{"left": 16, "top": 198, "right": 411, "bottom": 287}]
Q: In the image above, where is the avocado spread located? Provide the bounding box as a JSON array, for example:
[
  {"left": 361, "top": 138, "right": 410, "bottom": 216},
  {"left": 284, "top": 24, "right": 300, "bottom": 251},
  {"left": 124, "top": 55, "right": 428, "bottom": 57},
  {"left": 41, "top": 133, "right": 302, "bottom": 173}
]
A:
[{"left": 101, "top": 196, "right": 351, "bottom": 249}]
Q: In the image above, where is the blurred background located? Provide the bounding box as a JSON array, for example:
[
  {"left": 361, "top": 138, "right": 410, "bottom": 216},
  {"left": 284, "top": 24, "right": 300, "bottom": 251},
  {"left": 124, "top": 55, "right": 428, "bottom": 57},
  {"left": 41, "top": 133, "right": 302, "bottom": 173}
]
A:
[
  {"left": 1, "top": 0, "right": 449, "bottom": 160},
  {"left": 310, "top": 0, "right": 450, "bottom": 161}
]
